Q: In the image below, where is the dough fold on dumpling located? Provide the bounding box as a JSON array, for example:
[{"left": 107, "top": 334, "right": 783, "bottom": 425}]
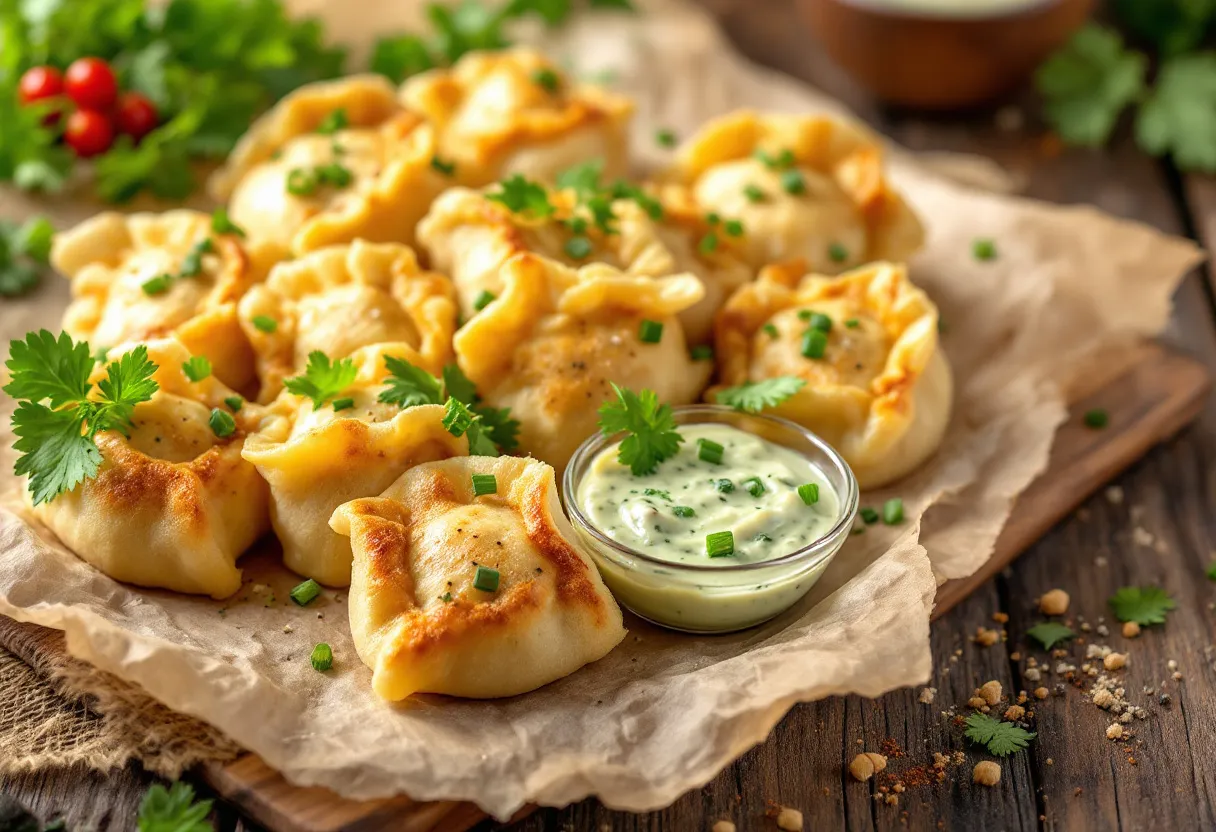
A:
[
  {"left": 237, "top": 240, "right": 457, "bottom": 401},
  {"left": 209, "top": 75, "right": 448, "bottom": 256},
  {"left": 244, "top": 344, "right": 470, "bottom": 587},
  {"left": 400, "top": 48, "right": 633, "bottom": 186},
  {"left": 665, "top": 110, "right": 924, "bottom": 272},
  {"left": 28, "top": 338, "right": 269, "bottom": 598},
  {"left": 454, "top": 253, "right": 710, "bottom": 473},
  {"left": 330, "top": 455, "right": 626, "bottom": 699},
  {"left": 712, "top": 261, "right": 951, "bottom": 488},
  {"left": 52, "top": 210, "right": 273, "bottom": 396}
]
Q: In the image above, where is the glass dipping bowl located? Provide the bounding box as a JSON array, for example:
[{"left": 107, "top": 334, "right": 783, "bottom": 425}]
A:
[{"left": 561, "top": 405, "right": 859, "bottom": 634}]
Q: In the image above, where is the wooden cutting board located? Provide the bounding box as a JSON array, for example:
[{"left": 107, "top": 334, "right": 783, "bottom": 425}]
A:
[{"left": 201, "top": 341, "right": 1212, "bottom": 832}]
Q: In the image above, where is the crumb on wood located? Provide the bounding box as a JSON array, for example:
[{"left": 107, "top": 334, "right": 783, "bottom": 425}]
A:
[
  {"left": 1122, "top": 621, "right": 1141, "bottom": 639},
  {"left": 974, "top": 626, "right": 1001, "bottom": 647},
  {"left": 775, "top": 806, "right": 803, "bottom": 831},
  {"left": 979, "top": 680, "right": 1003, "bottom": 706},
  {"left": 1004, "top": 705, "right": 1026, "bottom": 721},
  {"left": 992, "top": 611, "right": 1009, "bottom": 624},
  {"left": 1105, "top": 485, "right": 1124, "bottom": 504},
  {"left": 1104, "top": 652, "right": 1128, "bottom": 671},
  {"left": 1039, "top": 589, "right": 1070, "bottom": 616},
  {"left": 712, "top": 821, "right": 736, "bottom": 832},
  {"left": 973, "top": 761, "right": 1001, "bottom": 786},
  {"left": 918, "top": 687, "right": 937, "bottom": 704},
  {"left": 849, "top": 752, "right": 888, "bottom": 782},
  {"left": 1107, "top": 723, "right": 1124, "bottom": 740},
  {"left": 1034, "top": 687, "right": 1050, "bottom": 700}
]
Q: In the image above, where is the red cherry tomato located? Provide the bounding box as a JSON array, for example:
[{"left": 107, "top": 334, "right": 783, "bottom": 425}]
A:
[
  {"left": 17, "top": 66, "right": 63, "bottom": 103},
  {"left": 63, "top": 57, "right": 118, "bottom": 111},
  {"left": 64, "top": 109, "right": 115, "bottom": 158},
  {"left": 114, "top": 93, "right": 159, "bottom": 141}
]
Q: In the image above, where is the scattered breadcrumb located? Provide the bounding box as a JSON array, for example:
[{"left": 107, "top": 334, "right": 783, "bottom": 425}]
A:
[
  {"left": 973, "top": 761, "right": 1001, "bottom": 786},
  {"left": 1039, "top": 589, "right": 1070, "bottom": 616},
  {"left": 849, "top": 752, "right": 888, "bottom": 782},
  {"left": 975, "top": 626, "right": 1001, "bottom": 647},
  {"left": 1034, "top": 687, "right": 1049, "bottom": 700},
  {"left": 1105, "top": 486, "right": 1124, "bottom": 504},
  {"left": 712, "top": 821, "right": 735, "bottom": 832},
  {"left": 1122, "top": 621, "right": 1141, "bottom": 639},
  {"left": 1004, "top": 705, "right": 1025, "bottom": 721},
  {"left": 282, "top": 624, "right": 293, "bottom": 634},
  {"left": 967, "top": 696, "right": 988, "bottom": 710},
  {"left": 884, "top": 794, "right": 899, "bottom": 806},
  {"left": 1092, "top": 688, "right": 1115, "bottom": 709},
  {"left": 992, "top": 612, "right": 1009, "bottom": 624},
  {"left": 1106, "top": 723, "right": 1124, "bottom": 740},
  {"left": 979, "top": 680, "right": 1003, "bottom": 706},
  {"left": 918, "top": 687, "right": 937, "bottom": 704},
  {"left": 1132, "top": 527, "right": 1155, "bottom": 548},
  {"left": 1104, "top": 653, "right": 1128, "bottom": 671},
  {"left": 775, "top": 806, "right": 803, "bottom": 831}
]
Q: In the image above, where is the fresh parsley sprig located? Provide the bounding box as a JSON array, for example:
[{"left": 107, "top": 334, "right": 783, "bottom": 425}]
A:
[
  {"left": 486, "top": 174, "right": 555, "bottom": 218},
  {"left": 0, "top": 216, "right": 54, "bottom": 298},
  {"left": 964, "top": 713, "right": 1036, "bottom": 757},
  {"left": 5, "top": 331, "right": 159, "bottom": 506},
  {"left": 714, "top": 376, "right": 806, "bottom": 414},
  {"left": 137, "top": 781, "right": 214, "bottom": 832},
  {"left": 1025, "top": 621, "right": 1075, "bottom": 651},
  {"left": 597, "top": 383, "right": 683, "bottom": 476},
  {"left": 283, "top": 351, "right": 358, "bottom": 411},
  {"left": 1108, "top": 585, "right": 1177, "bottom": 626}
]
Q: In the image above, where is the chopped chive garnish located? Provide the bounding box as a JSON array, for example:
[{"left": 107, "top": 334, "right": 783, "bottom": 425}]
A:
[
  {"left": 706, "top": 530, "right": 735, "bottom": 558},
  {"left": 638, "top": 319, "right": 664, "bottom": 343},
  {"left": 723, "top": 219, "right": 744, "bottom": 237},
  {"left": 807, "top": 312, "right": 832, "bottom": 334},
  {"left": 531, "top": 67, "right": 560, "bottom": 91},
  {"left": 564, "top": 235, "right": 593, "bottom": 260},
  {"left": 430, "top": 156, "right": 456, "bottom": 176},
  {"left": 643, "top": 488, "right": 672, "bottom": 501},
  {"left": 698, "top": 231, "right": 719, "bottom": 254},
  {"left": 852, "top": 526, "right": 866, "bottom": 535},
  {"left": 801, "top": 329, "right": 828, "bottom": 359},
  {"left": 141, "top": 275, "right": 172, "bottom": 295},
  {"left": 973, "top": 238, "right": 997, "bottom": 261},
  {"left": 440, "top": 591, "right": 453, "bottom": 603},
  {"left": 181, "top": 355, "right": 211, "bottom": 382},
  {"left": 698, "top": 438, "right": 724, "bottom": 464},
  {"left": 332, "top": 397, "right": 355, "bottom": 411},
  {"left": 290, "top": 579, "right": 322, "bottom": 606},
  {"left": 656, "top": 128, "right": 677, "bottom": 148},
  {"left": 209, "top": 408, "right": 236, "bottom": 438},
  {"left": 672, "top": 505, "right": 696, "bottom": 518},
  {"left": 798, "top": 483, "right": 820, "bottom": 505},
  {"left": 316, "top": 162, "right": 352, "bottom": 188},
  {"left": 744, "top": 476, "right": 765, "bottom": 497},
  {"left": 179, "top": 239, "right": 213, "bottom": 278},
  {"left": 287, "top": 167, "right": 319, "bottom": 196},
  {"left": 472, "top": 473, "right": 498, "bottom": 496},
  {"left": 882, "top": 497, "right": 904, "bottom": 525},
  {"left": 252, "top": 315, "right": 278, "bottom": 333},
  {"left": 828, "top": 242, "right": 849, "bottom": 263},
  {"left": 224, "top": 395, "right": 243, "bottom": 412},
  {"left": 316, "top": 108, "right": 348, "bottom": 135},
  {"left": 762, "top": 323, "right": 779, "bottom": 339},
  {"left": 211, "top": 207, "right": 246, "bottom": 237},
  {"left": 473, "top": 565, "right": 500, "bottom": 592},
  {"left": 706, "top": 212, "right": 721, "bottom": 225},
  {"left": 715, "top": 478, "right": 734, "bottom": 493},
  {"left": 473, "top": 290, "right": 496, "bottom": 311},
  {"left": 690, "top": 345, "right": 714, "bottom": 361},
  {"left": 845, "top": 318, "right": 860, "bottom": 328},
  {"left": 780, "top": 169, "right": 806, "bottom": 195},
  {"left": 797, "top": 309, "right": 812, "bottom": 321},
  {"left": 743, "top": 184, "right": 765, "bottom": 203},
  {"left": 310, "top": 642, "right": 333, "bottom": 671},
  {"left": 860, "top": 507, "right": 879, "bottom": 524},
  {"left": 754, "top": 532, "right": 772, "bottom": 542},
  {"left": 1083, "top": 409, "right": 1109, "bottom": 429}
]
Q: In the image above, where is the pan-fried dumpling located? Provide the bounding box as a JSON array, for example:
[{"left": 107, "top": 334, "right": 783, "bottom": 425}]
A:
[
  {"left": 237, "top": 240, "right": 457, "bottom": 401},
  {"left": 209, "top": 75, "right": 448, "bottom": 257},
  {"left": 712, "top": 261, "right": 952, "bottom": 488},
  {"left": 416, "top": 179, "right": 750, "bottom": 342},
  {"left": 667, "top": 110, "right": 924, "bottom": 272},
  {"left": 28, "top": 338, "right": 269, "bottom": 598},
  {"left": 243, "top": 344, "right": 470, "bottom": 587},
  {"left": 52, "top": 210, "right": 272, "bottom": 395},
  {"left": 330, "top": 454, "right": 626, "bottom": 699},
  {"left": 400, "top": 48, "right": 633, "bottom": 186},
  {"left": 454, "top": 253, "right": 710, "bottom": 473}
]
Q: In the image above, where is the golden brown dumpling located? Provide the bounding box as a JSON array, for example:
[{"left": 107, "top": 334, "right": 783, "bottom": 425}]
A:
[
  {"left": 209, "top": 75, "right": 448, "bottom": 256},
  {"left": 400, "top": 48, "right": 633, "bottom": 186},
  {"left": 28, "top": 338, "right": 269, "bottom": 598},
  {"left": 237, "top": 240, "right": 457, "bottom": 401},
  {"left": 330, "top": 454, "right": 626, "bottom": 699},
  {"left": 243, "top": 344, "right": 470, "bottom": 587},
  {"left": 667, "top": 110, "right": 924, "bottom": 272},
  {"left": 51, "top": 210, "right": 271, "bottom": 395},
  {"left": 712, "top": 261, "right": 951, "bottom": 488},
  {"left": 454, "top": 253, "right": 710, "bottom": 473}
]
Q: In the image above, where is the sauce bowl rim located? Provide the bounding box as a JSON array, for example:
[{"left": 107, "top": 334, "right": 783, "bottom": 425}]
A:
[{"left": 823, "top": 0, "right": 1062, "bottom": 21}]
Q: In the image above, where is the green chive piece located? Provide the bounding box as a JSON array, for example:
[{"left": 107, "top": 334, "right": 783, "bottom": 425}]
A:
[
  {"left": 638, "top": 319, "right": 664, "bottom": 343},
  {"left": 797, "top": 309, "right": 812, "bottom": 321},
  {"left": 973, "top": 238, "right": 997, "bottom": 261},
  {"left": 743, "top": 184, "right": 765, "bottom": 203},
  {"left": 797, "top": 483, "right": 820, "bottom": 505},
  {"left": 179, "top": 239, "right": 213, "bottom": 277},
  {"left": 181, "top": 355, "right": 212, "bottom": 382},
  {"left": 473, "top": 565, "right": 500, "bottom": 592},
  {"left": 698, "top": 438, "right": 724, "bottom": 464},
  {"left": 698, "top": 231, "right": 719, "bottom": 254},
  {"left": 472, "top": 473, "right": 498, "bottom": 496},
  {"left": 430, "top": 156, "right": 456, "bottom": 176},
  {"left": 290, "top": 579, "right": 322, "bottom": 606},
  {"left": 332, "top": 397, "right": 355, "bottom": 411},
  {"left": 690, "top": 344, "right": 714, "bottom": 361},
  {"left": 532, "top": 68, "right": 560, "bottom": 92},
  {"left": 706, "top": 530, "right": 735, "bottom": 558},
  {"left": 210, "top": 207, "right": 246, "bottom": 237},
  {"left": 845, "top": 318, "right": 860, "bottom": 328},
  {"left": 564, "top": 235, "right": 593, "bottom": 260},
  {"left": 801, "top": 329, "right": 828, "bottom": 359},
  {"left": 209, "top": 408, "right": 236, "bottom": 438},
  {"left": 672, "top": 505, "right": 696, "bottom": 518},
  {"left": 860, "top": 507, "right": 879, "bottom": 524},
  {"left": 316, "top": 162, "right": 353, "bottom": 188},
  {"left": 310, "top": 642, "right": 333, "bottom": 672},
  {"left": 828, "top": 242, "right": 849, "bottom": 263},
  {"left": 286, "top": 168, "right": 319, "bottom": 196},
  {"left": 744, "top": 476, "right": 765, "bottom": 498},
  {"left": 706, "top": 212, "right": 721, "bottom": 225},
  {"left": 780, "top": 169, "right": 806, "bottom": 195},
  {"left": 252, "top": 314, "right": 278, "bottom": 333},
  {"left": 1083, "top": 409, "right": 1109, "bottom": 429},
  {"left": 882, "top": 497, "right": 904, "bottom": 525},
  {"left": 762, "top": 323, "right": 779, "bottom": 339},
  {"left": 656, "top": 129, "right": 677, "bottom": 148},
  {"left": 723, "top": 219, "right": 744, "bottom": 237},
  {"left": 807, "top": 312, "right": 832, "bottom": 334},
  {"left": 715, "top": 478, "right": 734, "bottom": 493},
  {"left": 224, "top": 395, "right": 243, "bottom": 412},
  {"left": 851, "top": 526, "right": 866, "bottom": 535},
  {"left": 141, "top": 275, "right": 172, "bottom": 295},
  {"left": 440, "top": 591, "right": 453, "bottom": 603},
  {"left": 473, "top": 290, "right": 497, "bottom": 311},
  {"left": 316, "top": 108, "right": 348, "bottom": 135}
]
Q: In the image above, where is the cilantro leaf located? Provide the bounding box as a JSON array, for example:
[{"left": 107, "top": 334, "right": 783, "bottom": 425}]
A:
[
  {"left": 0, "top": 216, "right": 56, "bottom": 297},
  {"left": 1108, "top": 585, "right": 1177, "bottom": 626},
  {"left": 598, "top": 383, "right": 683, "bottom": 476},
  {"left": 1025, "top": 621, "right": 1075, "bottom": 650},
  {"left": 378, "top": 355, "right": 445, "bottom": 408},
  {"left": 1136, "top": 52, "right": 1216, "bottom": 173},
  {"left": 441, "top": 363, "right": 479, "bottom": 405},
  {"left": 714, "top": 377, "right": 806, "bottom": 413},
  {"left": 442, "top": 397, "right": 499, "bottom": 456},
  {"left": 1207, "top": 561, "right": 1216, "bottom": 581},
  {"left": 556, "top": 159, "right": 605, "bottom": 197},
  {"left": 1035, "top": 25, "right": 1147, "bottom": 147},
  {"left": 283, "top": 351, "right": 357, "bottom": 410},
  {"left": 964, "top": 713, "right": 1036, "bottom": 757},
  {"left": 0, "top": 79, "right": 72, "bottom": 194},
  {"left": 486, "top": 174, "right": 555, "bottom": 218},
  {"left": 370, "top": 34, "right": 435, "bottom": 82},
  {"left": 1113, "top": 0, "right": 1216, "bottom": 57},
  {"left": 377, "top": 358, "right": 519, "bottom": 452},
  {"left": 4, "top": 330, "right": 94, "bottom": 407},
  {"left": 137, "top": 781, "right": 214, "bottom": 832},
  {"left": 428, "top": 1, "right": 511, "bottom": 64},
  {"left": 474, "top": 403, "right": 521, "bottom": 452}
]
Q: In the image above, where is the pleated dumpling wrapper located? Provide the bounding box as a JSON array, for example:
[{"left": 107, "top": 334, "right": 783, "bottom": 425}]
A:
[
  {"left": 51, "top": 209, "right": 274, "bottom": 396},
  {"left": 27, "top": 338, "right": 269, "bottom": 599},
  {"left": 454, "top": 253, "right": 710, "bottom": 473},
  {"left": 400, "top": 48, "right": 633, "bottom": 186},
  {"left": 416, "top": 172, "right": 751, "bottom": 342},
  {"left": 209, "top": 75, "right": 448, "bottom": 257},
  {"left": 712, "top": 261, "right": 952, "bottom": 489},
  {"left": 666, "top": 110, "right": 924, "bottom": 272},
  {"left": 243, "top": 344, "right": 470, "bottom": 587},
  {"left": 330, "top": 455, "right": 626, "bottom": 699},
  {"left": 238, "top": 240, "right": 457, "bottom": 402}
]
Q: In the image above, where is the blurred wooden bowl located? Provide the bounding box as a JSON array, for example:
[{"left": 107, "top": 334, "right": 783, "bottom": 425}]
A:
[{"left": 797, "top": 0, "right": 1096, "bottom": 109}]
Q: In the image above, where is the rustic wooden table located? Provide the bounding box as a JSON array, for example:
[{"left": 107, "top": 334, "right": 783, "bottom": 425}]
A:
[{"left": 5, "top": 2, "right": 1216, "bottom": 830}]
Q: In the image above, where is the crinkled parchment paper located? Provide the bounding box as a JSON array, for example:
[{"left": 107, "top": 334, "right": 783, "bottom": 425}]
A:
[{"left": 0, "top": 0, "right": 1203, "bottom": 819}]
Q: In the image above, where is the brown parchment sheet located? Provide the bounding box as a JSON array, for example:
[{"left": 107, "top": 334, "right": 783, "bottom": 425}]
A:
[{"left": 0, "top": 0, "right": 1204, "bottom": 819}]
